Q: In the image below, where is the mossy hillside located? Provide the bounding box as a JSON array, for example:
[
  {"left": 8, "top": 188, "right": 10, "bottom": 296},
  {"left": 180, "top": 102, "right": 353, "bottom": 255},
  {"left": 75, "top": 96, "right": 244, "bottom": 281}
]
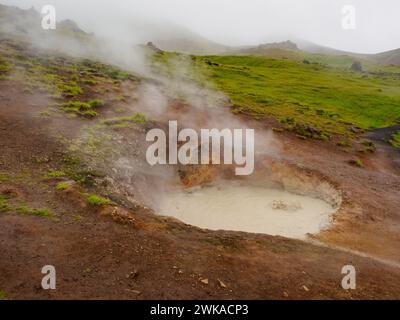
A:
[{"left": 0, "top": 39, "right": 140, "bottom": 111}]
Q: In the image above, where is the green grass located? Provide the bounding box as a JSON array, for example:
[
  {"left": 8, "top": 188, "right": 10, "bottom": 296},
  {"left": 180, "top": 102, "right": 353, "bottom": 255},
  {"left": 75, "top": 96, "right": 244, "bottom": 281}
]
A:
[
  {"left": 191, "top": 55, "right": 400, "bottom": 137},
  {"left": 86, "top": 194, "right": 112, "bottom": 206},
  {"left": 101, "top": 113, "right": 147, "bottom": 128},
  {"left": 389, "top": 131, "right": 400, "bottom": 148},
  {"left": 61, "top": 99, "right": 104, "bottom": 118},
  {"left": 57, "top": 82, "right": 82, "bottom": 97},
  {"left": 0, "top": 195, "right": 50, "bottom": 217}
]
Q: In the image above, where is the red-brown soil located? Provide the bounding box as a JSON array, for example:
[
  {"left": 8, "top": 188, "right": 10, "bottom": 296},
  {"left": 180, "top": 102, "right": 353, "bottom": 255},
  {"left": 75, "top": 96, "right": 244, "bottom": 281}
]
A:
[{"left": 1, "top": 74, "right": 400, "bottom": 301}]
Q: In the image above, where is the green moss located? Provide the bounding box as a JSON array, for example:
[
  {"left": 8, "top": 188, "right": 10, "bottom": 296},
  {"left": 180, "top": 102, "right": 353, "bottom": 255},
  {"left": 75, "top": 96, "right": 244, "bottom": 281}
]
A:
[
  {"left": 107, "top": 69, "right": 132, "bottom": 80},
  {"left": 61, "top": 101, "right": 98, "bottom": 118},
  {"left": 360, "top": 139, "right": 376, "bottom": 153},
  {"left": 0, "top": 172, "right": 11, "bottom": 182},
  {"left": 88, "top": 99, "right": 104, "bottom": 108},
  {"left": 57, "top": 82, "right": 83, "bottom": 97},
  {"left": 337, "top": 140, "right": 350, "bottom": 147},
  {"left": 86, "top": 194, "right": 112, "bottom": 206},
  {"left": 0, "top": 60, "right": 12, "bottom": 74},
  {"left": 0, "top": 290, "right": 8, "bottom": 300},
  {"left": 0, "top": 195, "right": 12, "bottom": 213},
  {"left": 56, "top": 182, "right": 70, "bottom": 191},
  {"left": 15, "top": 206, "right": 51, "bottom": 217},
  {"left": 46, "top": 169, "right": 66, "bottom": 178},
  {"left": 349, "top": 158, "right": 364, "bottom": 168},
  {"left": 102, "top": 113, "right": 147, "bottom": 127},
  {"left": 82, "top": 79, "right": 97, "bottom": 85},
  {"left": 0, "top": 194, "right": 50, "bottom": 217}
]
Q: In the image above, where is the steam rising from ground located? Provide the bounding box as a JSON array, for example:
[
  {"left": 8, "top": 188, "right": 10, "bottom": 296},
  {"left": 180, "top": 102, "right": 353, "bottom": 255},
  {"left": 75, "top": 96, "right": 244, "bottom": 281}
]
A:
[{"left": 1, "top": 4, "right": 280, "bottom": 209}]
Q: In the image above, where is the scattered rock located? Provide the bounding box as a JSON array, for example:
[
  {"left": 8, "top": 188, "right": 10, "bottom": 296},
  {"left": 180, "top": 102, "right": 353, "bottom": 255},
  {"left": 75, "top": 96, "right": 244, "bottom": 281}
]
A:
[
  {"left": 100, "top": 206, "right": 136, "bottom": 224},
  {"left": 350, "top": 61, "right": 363, "bottom": 72},
  {"left": 217, "top": 279, "right": 227, "bottom": 288},
  {"left": 200, "top": 278, "right": 209, "bottom": 285},
  {"left": 146, "top": 42, "right": 163, "bottom": 54},
  {"left": 125, "top": 289, "right": 141, "bottom": 295},
  {"left": 302, "top": 285, "right": 310, "bottom": 292}
]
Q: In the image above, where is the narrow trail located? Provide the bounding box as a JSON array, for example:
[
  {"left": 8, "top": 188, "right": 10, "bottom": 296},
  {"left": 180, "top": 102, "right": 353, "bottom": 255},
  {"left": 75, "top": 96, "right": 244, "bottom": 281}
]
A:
[{"left": 309, "top": 239, "right": 400, "bottom": 269}]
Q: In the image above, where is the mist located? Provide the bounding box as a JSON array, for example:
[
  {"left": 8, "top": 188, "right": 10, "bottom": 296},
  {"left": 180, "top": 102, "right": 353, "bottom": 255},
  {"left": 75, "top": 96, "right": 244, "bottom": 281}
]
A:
[{"left": 1, "top": 0, "right": 400, "bottom": 54}]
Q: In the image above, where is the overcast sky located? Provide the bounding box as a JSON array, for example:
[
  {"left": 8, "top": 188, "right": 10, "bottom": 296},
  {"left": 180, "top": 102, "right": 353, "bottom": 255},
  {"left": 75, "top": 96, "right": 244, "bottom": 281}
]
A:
[{"left": 2, "top": 0, "right": 399, "bottom": 53}]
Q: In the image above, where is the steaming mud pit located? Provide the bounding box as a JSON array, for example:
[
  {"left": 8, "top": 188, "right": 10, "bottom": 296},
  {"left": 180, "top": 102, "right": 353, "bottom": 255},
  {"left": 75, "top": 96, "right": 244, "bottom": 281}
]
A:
[{"left": 158, "top": 181, "right": 338, "bottom": 239}]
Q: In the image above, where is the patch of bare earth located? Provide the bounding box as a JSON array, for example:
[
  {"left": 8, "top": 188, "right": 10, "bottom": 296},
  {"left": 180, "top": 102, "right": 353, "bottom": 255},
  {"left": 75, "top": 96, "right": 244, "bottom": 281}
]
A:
[{"left": 1, "top": 78, "right": 400, "bottom": 300}]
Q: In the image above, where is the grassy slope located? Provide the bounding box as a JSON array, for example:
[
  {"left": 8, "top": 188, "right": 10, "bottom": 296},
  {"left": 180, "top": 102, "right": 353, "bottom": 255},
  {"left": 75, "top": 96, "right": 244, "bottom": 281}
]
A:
[{"left": 193, "top": 55, "right": 400, "bottom": 137}]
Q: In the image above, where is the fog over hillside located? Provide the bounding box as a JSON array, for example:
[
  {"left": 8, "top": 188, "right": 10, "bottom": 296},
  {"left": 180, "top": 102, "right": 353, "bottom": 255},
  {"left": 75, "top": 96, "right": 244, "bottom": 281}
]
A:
[{"left": 1, "top": 0, "right": 400, "bottom": 54}]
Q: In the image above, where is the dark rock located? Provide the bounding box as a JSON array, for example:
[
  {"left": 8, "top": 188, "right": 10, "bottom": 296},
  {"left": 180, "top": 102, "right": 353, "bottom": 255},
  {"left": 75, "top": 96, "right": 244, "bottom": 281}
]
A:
[
  {"left": 350, "top": 61, "right": 363, "bottom": 72},
  {"left": 146, "top": 42, "right": 164, "bottom": 54}
]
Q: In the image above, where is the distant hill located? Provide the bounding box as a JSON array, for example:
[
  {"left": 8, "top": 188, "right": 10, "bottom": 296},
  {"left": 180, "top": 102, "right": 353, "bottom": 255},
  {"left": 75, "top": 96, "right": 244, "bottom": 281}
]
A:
[
  {"left": 127, "top": 20, "right": 231, "bottom": 55},
  {"left": 368, "top": 48, "right": 400, "bottom": 65},
  {"left": 295, "top": 38, "right": 400, "bottom": 66},
  {"left": 1, "top": 3, "right": 399, "bottom": 66},
  {"left": 0, "top": 4, "right": 92, "bottom": 42}
]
